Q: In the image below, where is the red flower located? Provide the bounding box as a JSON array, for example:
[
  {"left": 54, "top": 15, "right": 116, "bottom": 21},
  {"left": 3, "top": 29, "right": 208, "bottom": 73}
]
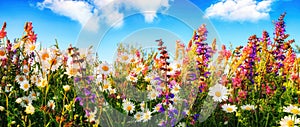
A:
[{"left": 0, "top": 22, "right": 7, "bottom": 39}]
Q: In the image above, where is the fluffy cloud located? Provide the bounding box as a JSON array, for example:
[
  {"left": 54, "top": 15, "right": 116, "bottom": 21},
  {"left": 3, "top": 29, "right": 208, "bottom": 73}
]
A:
[
  {"left": 37, "top": 0, "right": 171, "bottom": 32},
  {"left": 204, "top": 0, "right": 274, "bottom": 22}
]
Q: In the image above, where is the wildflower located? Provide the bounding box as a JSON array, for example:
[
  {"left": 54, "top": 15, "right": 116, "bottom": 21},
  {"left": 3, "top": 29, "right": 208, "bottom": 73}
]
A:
[
  {"left": 283, "top": 104, "right": 300, "bottom": 115},
  {"left": 0, "top": 47, "right": 6, "bottom": 59},
  {"left": 20, "top": 81, "right": 30, "bottom": 91},
  {"left": 65, "top": 65, "right": 79, "bottom": 78},
  {"left": 208, "top": 84, "right": 229, "bottom": 102},
  {"left": 109, "top": 88, "right": 116, "bottom": 94},
  {"left": 63, "top": 85, "right": 70, "bottom": 92},
  {"left": 29, "top": 91, "right": 39, "bottom": 101},
  {"left": 241, "top": 104, "right": 255, "bottom": 111},
  {"left": 279, "top": 115, "right": 300, "bottom": 127},
  {"left": 133, "top": 63, "right": 145, "bottom": 74},
  {"left": 47, "top": 100, "right": 55, "bottom": 110},
  {"left": 0, "top": 22, "right": 7, "bottom": 39},
  {"left": 30, "top": 75, "right": 39, "bottom": 85},
  {"left": 37, "top": 77, "right": 47, "bottom": 88},
  {"left": 25, "top": 104, "right": 35, "bottom": 115},
  {"left": 177, "top": 122, "right": 187, "bottom": 127},
  {"left": 39, "top": 49, "right": 50, "bottom": 61},
  {"left": 140, "top": 101, "right": 146, "bottom": 111},
  {"left": 122, "top": 100, "right": 135, "bottom": 114},
  {"left": 0, "top": 106, "right": 4, "bottom": 111},
  {"left": 134, "top": 112, "right": 143, "bottom": 122},
  {"left": 98, "top": 61, "right": 113, "bottom": 75},
  {"left": 171, "top": 83, "right": 181, "bottom": 94},
  {"left": 15, "top": 75, "right": 27, "bottom": 84},
  {"left": 222, "top": 104, "right": 237, "bottom": 113},
  {"left": 16, "top": 98, "right": 22, "bottom": 104},
  {"left": 118, "top": 53, "right": 132, "bottom": 63},
  {"left": 142, "top": 109, "right": 152, "bottom": 122},
  {"left": 21, "top": 96, "right": 33, "bottom": 107},
  {"left": 126, "top": 74, "right": 138, "bottom": 82},
  {"left": 148, "top": 90, "right": 159, "bottom": 100},
  {"left": 101, "top": 80, "right": 111, "bottom": 92}
]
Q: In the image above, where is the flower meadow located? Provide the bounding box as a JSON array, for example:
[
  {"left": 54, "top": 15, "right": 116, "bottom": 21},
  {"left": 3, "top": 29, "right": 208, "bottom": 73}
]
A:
[{"left": 0, "top": 13, "right": 300, "bottom": 127}]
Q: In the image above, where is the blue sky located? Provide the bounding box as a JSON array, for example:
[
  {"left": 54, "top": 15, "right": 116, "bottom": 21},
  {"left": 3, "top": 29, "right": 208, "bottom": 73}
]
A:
[{"left": 0, "top": 0, "right": 299, "bottom": 62}]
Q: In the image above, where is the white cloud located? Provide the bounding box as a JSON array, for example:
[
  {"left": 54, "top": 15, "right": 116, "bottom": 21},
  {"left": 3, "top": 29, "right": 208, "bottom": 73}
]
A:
[
  {"left": 204, "top": 0, "right": 274, "bottom": 22},
  {"left": 37, "top": 0, "right": 171, "bottom": 32}
]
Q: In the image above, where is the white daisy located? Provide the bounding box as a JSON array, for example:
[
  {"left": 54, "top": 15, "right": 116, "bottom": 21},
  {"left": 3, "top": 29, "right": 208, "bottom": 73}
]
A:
[
  {"left": 126, "top": 74, "right": 138, "bottom": 82},
  {"left": 20, "top": 81, "right": 30, "bottom": 91},
  {"left": 15, "top": 75, "right": 27, "bottom": 84},
  {"left": 283, "top": 104, "right": 300, "bottom": 115},
  {"left": 241, "top": 104, "right": 255, "bottom": 111},
  {"left": 98, "top": 61, "right": 113, "bottom": 75},
  {"left": 22, "top": 65, "right": 30, "bottom": 74},
  {"left": 30, "top": 75, "right": 39, "bottom": 85},
  {"left": 178, "top": 122, "right": 187, "bottom": 127},
  {"left": 133, "top": 64, "right": 145, "bottom": 74},
  {"left": 208, "top": 84, "right": 229, "bottom": 102},
  {"left": 123, "top": 100, "right": 135, "bottom": 114},
  {"left": 21, "top": 96, "right": 33, "bottom": 107},
  {"left": 25, "top": 104, "right": 35, "bottom": 115},
  {"left": 15, "top": 98, "right": 22, "bottom": 104},
  {"left": 29, "top": 91, "right": 39, "bottom": 101},
  {"left": 170, "top": 95, "right": 181, "bottom": 104},
  {"left": 153, "top": 103, "right": 162, "bottom": 113},
  {"left": 118, "top": 53, "right": 131, "bottom": 63},
  {"left": 39, "top": 48, "right": 50, "bottom": 61},
  {"left": 142, "top": 109, "right": 152, "bottom": 122},
  {"left": 134, "top": 112, "right": 143, "bottom": 122},
  {"left": 47, "top": 100, "right": 55, "bottom": 110},
  {"left": 222, "top": 104, "right": 237, "bottom": 113},
  {"left": 140, "top": 101, "right": 146, "bottom": 111},
  {"left": 148, "top": 90, "right": 159, "bottom": 100},
  {"left": 65, "top": 65, "right": 80, "bottom": 78},
  {"left": 109, "top": 88, "right": 116, "bottom": 94},
  {"left": 101, "top": 80, "right": 111, "bottom": 92},
  {"left": 279, "top": 115, "right": 300, "bottom": 127},
  {"left": 171, "top": 84, "right": 181, "bottom": 94}
]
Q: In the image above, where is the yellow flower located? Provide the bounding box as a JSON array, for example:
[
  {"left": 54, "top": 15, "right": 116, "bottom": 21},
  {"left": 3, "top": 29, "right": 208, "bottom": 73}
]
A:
[
  {"left": 63, "top": 85, "right": 70, "bottom": 92},
  {"left": 37, "top": 78, "right": 48, "bottom": 88},
  {"left": 25, "top": 104, "right": 35, "bottom": 115}
]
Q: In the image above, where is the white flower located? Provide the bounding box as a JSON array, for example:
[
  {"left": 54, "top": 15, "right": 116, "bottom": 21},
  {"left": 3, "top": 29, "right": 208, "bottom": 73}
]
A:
[
  {"left": 20, "top": 81, "right": 30, "bottom": 91},
  {"left": 0, "top": 106, "right": 5, "bottom": 111},
  {"left": 98, "top": 61, "right": 113, "bottom": 75},
  {"left": 208, "top": 84, "right": 229, "bottom": 102},
  {"left": 148, "top": 90, "right": 159, "bottom": 100},
  {"left": 22, "top": 65, "right": 30, "bottom": 74},
  {"left": 279, "top": 115, "right": 300, "bottom": 127},
  {"left": 123, "top": 100, "right": 135, "bottom": 114},
  {"left": 222, "top": 104, "right": 237, "bottom": 113},
  {"left": 29, "top": 91, "right": 39, "bottom": 101},
  {"left": 16, "top": 98, "right": 22, "bottom": 104},
  {"left": 15, "top": 75, "right": 27, "bottom": 84},
  {"left": 86, "top": 108, "right": 98, "bottom": 123},
  {"left": 126, "top": 74, "right": 138, "bottom": 82},
  {"left": 21, "top": 96, "right": 33, "bottom": 107},
  {"left": 25, "top": 104, "right": 35, "bottom": 115},
  {"left": 63, "top": 85, "right": 71, "bottom": 92},
  {"left": 30, "top": 75, "right": 39, "bottom": 85},
  {"left": 37, "top": 77, "right": 48, "bottom": 88},
  {"left": 65, "top": 65, "right": 80, "bottom": 78},
  {"left": 142, "top": 109, "right": 152, "bottom": 122},
  {"left": 170, "top": 95, "right": 181, "bottom": 104},
  {"left": 153, "top": 103, "right": 162, "bottom": 113},
  {"left": 241, "top": 104, "right": 255, "bottom": 111},
  {"left": 140, "top": 101, "right": 146, "bottom": 111},
  {"left": 171, "top": 84, "right": 181, "bottom": 94},
  {"left": 109, "top": 88, "right": 116, "bottom": 94},
  {"left": 167, "top": 62, "right": 181, "bottom": 76},
  {"left": 47, "top": 100, "right": 55, "bottom": 110},
  {"left": 283, "top": 104, "right": 300, "bottom": 115},
  {"left": 178, "top": 122, "right": 187, "bottom": 127},
  {"left": 133, "top": 64, "right": 145, "bottom": 74},
  {"left": 134, "top": 112, "right": 143, "bottom": 122},
  {"left": 118, "top": 53, "right": 132, "bottom": 63}
]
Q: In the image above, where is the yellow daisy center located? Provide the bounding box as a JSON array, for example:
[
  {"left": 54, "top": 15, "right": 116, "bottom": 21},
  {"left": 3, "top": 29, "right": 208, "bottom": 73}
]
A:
[
  {"left": 30, "top": 45, "right": 36, "bottom": 51},
  {"left": 245, "top": 106, "right": 252, "bottom": 110},
  {"left": 121, "top": 55, "right": 129, "bottom": 61},
  {"left": 291, "top": 108, "right": 300, "bottom": 115},
  {"left": 215, "top": 91, "right": 222, "bottom": 97},
  {"left": 24, "top": 83, "right": 29, "bottom": 89},
  {"left": 69, "top": 68, "right": 77, "bottom": 75},
  {"left": 227, "top": 107, "right": 233, "bottom": 112},
  {"left": 126, "top": 105, "right": 132, "bottom": 111},
  {"left": 102, "top": 65, "right": 109, "bottom": 71},
  {"left": 287, "top": 120, "right": 294, "bottom": 126},
  {"left": 103, "top": 84, "right": 109, "bottom": 90}
]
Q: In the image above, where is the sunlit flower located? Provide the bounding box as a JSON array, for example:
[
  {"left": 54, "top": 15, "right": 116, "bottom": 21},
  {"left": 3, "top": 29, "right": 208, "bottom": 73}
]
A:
[
  {"left": 15, "top": 75, "right": 27, "bottom": 84},
  {"left": 47, "top": 100, "right": 55, "bottom": 110},
  {"left": 241, "top": 104, "right": 255, "bottom": 111},
  {"left": 133, "top": 64, "right": 145, "bottom": 74},
  {"left": 25, "top": 104, "right": 35, "bottom": 115},
  {"left": 65, "top": 65, "right": 80, "bottom": 78},
  {"left": 134, "top": 112, "right": 143, "bottom": 122},
  {"left": 171, "top": 84, "right": 181, "bottom": 94},
  {"left": 123, "top": 100, "right": 135, "bottom": 114},
  {"left": 63, "top": 85, "right": 70, "bottom": 92},
  {"left": 148, "top": 90, "right": 159, "bottom": 100},
  {"left": 0, "top": 47, "right": 6, "bottom": 59},
  {"left": 16, "top": 98, "right": 22, "bottom": 104},
  {"left": 279, "top": 115, "right": 300, "bottom": 127},
  {"left": 284, "top": 104, "right": 300, "bottom": 115},
  {"left": 37, "top": 77, "right": 47, "bottom": 88},
  {"left": 126, "top": 74, "right": 138, "bottom": 82},
  {"left": 98, "top": 61, "right": 113, "bottom": 75},
  {"left": 222, "top": 104, "right": 237, "bottom": 113},
  {"left": 20, "top": 81, "right": 30, "bottom": 91},
  {"left": 0, "top": 106, "right": 4, "bottom": 111},
  {"left": 208, "top": 84, "right": 229, "bottom": 102},
  {"left": 142, "top": 109, "right": 152, "bottom": 122},
  {"left": 39, "top": 48, "right": 50, "bottom": 61}
]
